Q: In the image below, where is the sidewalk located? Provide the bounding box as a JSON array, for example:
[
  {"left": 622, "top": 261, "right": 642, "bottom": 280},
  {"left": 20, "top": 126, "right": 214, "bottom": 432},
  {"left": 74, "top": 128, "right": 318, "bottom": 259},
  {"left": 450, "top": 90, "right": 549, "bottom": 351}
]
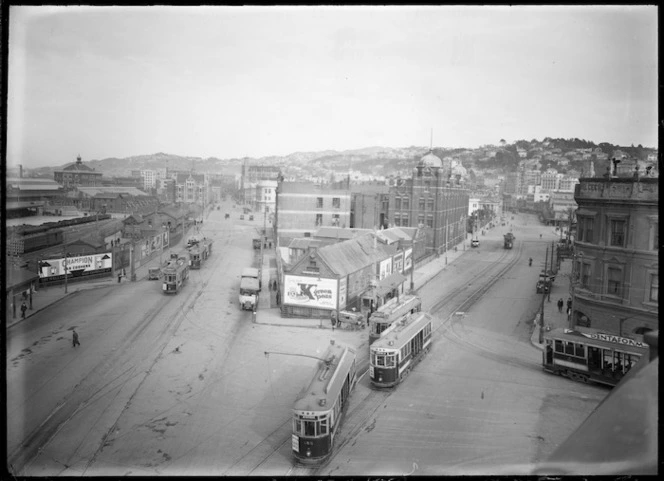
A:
[{"left": 530, "top": 256, "right": 573, "bottom": 350}]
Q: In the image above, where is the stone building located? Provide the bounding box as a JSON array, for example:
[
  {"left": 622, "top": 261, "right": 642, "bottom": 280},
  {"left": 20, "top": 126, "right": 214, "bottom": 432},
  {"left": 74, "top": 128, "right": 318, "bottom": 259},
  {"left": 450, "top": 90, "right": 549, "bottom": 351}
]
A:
[{"left": 571, "top": 175, "right": 658, "bottom": 340}]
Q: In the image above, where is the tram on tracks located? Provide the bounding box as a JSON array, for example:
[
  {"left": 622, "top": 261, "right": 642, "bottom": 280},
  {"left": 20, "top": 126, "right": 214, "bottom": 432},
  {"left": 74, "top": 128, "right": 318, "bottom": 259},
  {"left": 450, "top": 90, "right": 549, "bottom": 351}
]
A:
[
  {"left": 187, "top": 238, "right": 212, "bottom": 269},
  {"left": 161, "top": 256, "right": 189, "bottom": 294},
  {"left": 292, "top": 341, "right": 357, "bottom": 465},
  {"left": 542, "top": 328, "right": 649, "bottom": 387},
  {"left": 369, "top": 311, "right": 433, "bottom": 388},
  {"left": 368, "top": 294, "right": 422, "bottom": 345}
]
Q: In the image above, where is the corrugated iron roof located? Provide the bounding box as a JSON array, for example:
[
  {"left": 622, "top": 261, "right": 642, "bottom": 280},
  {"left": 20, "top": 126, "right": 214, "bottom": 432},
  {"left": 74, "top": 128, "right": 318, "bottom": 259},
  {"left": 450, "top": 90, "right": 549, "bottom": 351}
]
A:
[
  {"left": 78, "top": 186, "right": 149, "bottom": 197},
  {"left": 317, "top": 233, "right": 397, "bottom": 277},
  {"left": 314, "top": 227, "right": 373, "bottom": 240}
]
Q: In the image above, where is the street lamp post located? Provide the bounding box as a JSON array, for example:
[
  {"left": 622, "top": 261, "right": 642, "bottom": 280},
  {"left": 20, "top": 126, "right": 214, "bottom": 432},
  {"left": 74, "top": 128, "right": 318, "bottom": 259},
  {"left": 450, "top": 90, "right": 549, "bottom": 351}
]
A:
[{"left": 538, "top": 245, "right": 549, "bottom": 344}]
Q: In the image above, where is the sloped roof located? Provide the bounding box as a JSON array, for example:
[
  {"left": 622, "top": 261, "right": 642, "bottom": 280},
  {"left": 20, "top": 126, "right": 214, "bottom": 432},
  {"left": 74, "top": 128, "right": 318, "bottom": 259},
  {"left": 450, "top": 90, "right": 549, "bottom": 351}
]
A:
[
  {"left": 78, "top": 186, "right": 149, "bottom": 197},
  {"left": 288, "top": 238, "right": 322, "bottom": 250},
  {"left": 314, "top": 227, "right": 373, "bottom": 241},
  {"left": 316, "top": 233, "right": 397, "bottom": 277},
  {"left": 7, "top": 178, "right": 63, "bottom": 191},
  {"left": 57, "top": 162, "right": 99, "bottom": 173},
  {"left": 6, "top": 266, "right": 40, "bottom": 291}
]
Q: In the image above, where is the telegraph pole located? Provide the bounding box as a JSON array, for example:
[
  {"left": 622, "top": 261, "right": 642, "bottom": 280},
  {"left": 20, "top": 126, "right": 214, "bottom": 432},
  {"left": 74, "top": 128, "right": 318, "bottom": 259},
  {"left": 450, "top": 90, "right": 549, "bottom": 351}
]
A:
[
  {"left": 538, "top": 245, "right": 549, "bottom": 344},
  {"left": 63, "top": 249, "right": 68, "bottom": 294}
]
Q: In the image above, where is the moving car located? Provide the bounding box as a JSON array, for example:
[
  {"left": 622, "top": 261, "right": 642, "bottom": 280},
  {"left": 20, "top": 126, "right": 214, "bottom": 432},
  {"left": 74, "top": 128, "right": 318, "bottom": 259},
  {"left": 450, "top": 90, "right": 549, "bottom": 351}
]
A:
[{"left": 471, "top": 238, "right": 480, "bottom": 248}]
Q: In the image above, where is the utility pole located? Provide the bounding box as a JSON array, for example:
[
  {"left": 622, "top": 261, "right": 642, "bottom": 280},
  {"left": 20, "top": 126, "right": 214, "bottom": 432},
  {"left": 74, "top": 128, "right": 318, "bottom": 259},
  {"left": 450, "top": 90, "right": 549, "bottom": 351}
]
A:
[
  {"left": 538, "top": 245, "right": 549, "bottom": 344},
  {"left": 63, "top": 249, "right": 68, "bottom": 294},
  {"left": 409, "top": 239, "right": 416, "bottom": 292},
  {"left": 130, "top": 241, "right": 136, "bottom": 281}
]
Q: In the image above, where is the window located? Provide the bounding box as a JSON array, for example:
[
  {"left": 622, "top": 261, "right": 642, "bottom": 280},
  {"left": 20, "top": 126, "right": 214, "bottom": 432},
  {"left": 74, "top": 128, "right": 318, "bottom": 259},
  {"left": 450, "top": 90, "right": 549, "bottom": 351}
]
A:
[
  {"left": 401, "top": 214, "right": 409, "bottom": 226},
  {"left": 649, "top": 273, "right": 658, "bottom": 303},
  {"left": 653, "top": 223, "right": 659, "bottom": 251},
  {"left": 395, "top": 198, "right": 402, "bottom": 210},
  {"left": 419, "top": 198, "right": 425, "bottom": 211},
  {"left": 332, "top": 214, "right": 340, "bottom": 226},
  {"left": 316, "top": 197, "right": 323, "bottom": 208},
  {"left": 417, "top": 214, "right": 424, "bottom": 226},
  {"left": 332, "top": 197, "right": 340, "bottom": 208},
  {"left": 424, "top": 181, "right": 431, "bottom": 192},
  {"left": 426, "top": 200, "right": 434, "bottom": 211},
  {"left": 578, "top": 216, "right": 594, "bottom": 243},
  {"left": 394, "top": 216, "right": 401, "bottom": 227},
  {"left": 426, "top": 214, "right": 433, "bottom": 228},
  {"left": 315, "top": 214, "right": 323, "bottom": 226},
  {"left": 607, "top": 266, "right": 622, "bottom": 296},
  {"left": 609, "top": 219, "right": 626, "bottom": 247},
  {"left": 581, "top": 263, "right": 591, "bottom": 288},
  {"left": 402, "top": 198, "right": 409, "bottom": 210}
]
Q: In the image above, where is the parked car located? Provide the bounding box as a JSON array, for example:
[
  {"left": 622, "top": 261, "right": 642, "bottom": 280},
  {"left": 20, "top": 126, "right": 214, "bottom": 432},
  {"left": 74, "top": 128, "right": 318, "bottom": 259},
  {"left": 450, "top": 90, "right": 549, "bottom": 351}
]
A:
[{"left": 471, "top": 238, "right": 480, "bottom": 248}]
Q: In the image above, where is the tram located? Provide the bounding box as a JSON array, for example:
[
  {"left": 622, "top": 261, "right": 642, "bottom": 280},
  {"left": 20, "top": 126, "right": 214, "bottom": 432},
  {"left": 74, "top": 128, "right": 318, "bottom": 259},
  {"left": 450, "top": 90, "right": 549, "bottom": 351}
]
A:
[
  {"left": 368, "top": 294, "right": 422, "bottom": 345},
  {"left": 188, "top": 238, "right": 212, "bottom": 269},
  {"left": 542, "top": 328, "right": 648, "bottom": 387},
  {"left": 292, "top": 341, "right": 357, "bottom": 465},
  {"left": 161, "top": 256, "right": 189, "bottom": 294},
  {"left": 369, "top": 312, "right": 433, "bottom": 388}
]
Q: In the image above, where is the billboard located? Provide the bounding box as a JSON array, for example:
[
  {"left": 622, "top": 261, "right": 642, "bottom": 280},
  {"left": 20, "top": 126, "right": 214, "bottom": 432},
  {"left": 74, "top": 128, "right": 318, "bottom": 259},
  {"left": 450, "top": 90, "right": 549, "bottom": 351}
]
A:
[
  {"left": 284, "top": 275, "right": 338, "bottom": 309},
  {"left": 379, "top": 258, "right": 393, "bottom": 280},
  {"left": 39, "top": 253, "right": 113, "bottom": 281},
  {"left": 393, "top": 251, "right": 404, "bottom": 274}
]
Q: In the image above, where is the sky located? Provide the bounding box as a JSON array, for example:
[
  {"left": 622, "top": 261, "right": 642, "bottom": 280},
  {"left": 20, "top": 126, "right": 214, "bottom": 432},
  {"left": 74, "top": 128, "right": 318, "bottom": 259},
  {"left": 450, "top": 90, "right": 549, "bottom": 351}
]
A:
[{"left": 6, "top": 5, "right": 658, "bottom": 169}]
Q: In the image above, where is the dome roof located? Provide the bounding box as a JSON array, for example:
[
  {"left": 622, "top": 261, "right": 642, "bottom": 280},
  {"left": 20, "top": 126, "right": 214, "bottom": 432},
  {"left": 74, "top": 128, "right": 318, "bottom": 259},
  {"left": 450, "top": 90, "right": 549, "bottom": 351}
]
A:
[{"left": 419, "top": 151, "right": 443, "bottom": 168}]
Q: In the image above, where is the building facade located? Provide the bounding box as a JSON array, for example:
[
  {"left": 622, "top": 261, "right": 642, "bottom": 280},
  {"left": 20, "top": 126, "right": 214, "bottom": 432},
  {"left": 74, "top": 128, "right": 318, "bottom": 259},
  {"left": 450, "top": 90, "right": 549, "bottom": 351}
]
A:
[
  {"left": 571, "top": 176, "right": 658, "bottom": 341},
  {"left": 388, "top": 151, "right": 469, "bottom": 256},
  {"left": 241, "top": 161, "right": 281, "bottom": 205},
  {"left": 275, "top": 182, "right": 352, "bottom": 244},
  {"left": 53, "top": 155, "right": 103, "bottom": 189}
]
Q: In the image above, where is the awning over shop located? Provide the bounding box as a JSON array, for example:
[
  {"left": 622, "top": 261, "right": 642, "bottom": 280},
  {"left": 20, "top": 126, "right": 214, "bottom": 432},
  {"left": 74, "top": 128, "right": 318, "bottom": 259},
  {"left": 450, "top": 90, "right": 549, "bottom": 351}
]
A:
[{"left": 374, "top": 272, "right": 407, "bottom": 297}]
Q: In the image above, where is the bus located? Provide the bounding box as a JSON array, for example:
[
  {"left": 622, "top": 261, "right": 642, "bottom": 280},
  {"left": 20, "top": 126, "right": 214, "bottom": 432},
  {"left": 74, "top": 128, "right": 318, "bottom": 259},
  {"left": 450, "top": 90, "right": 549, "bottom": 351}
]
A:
[
  {"left": 542, "top": 328, "right": 649, "bottom": 387},
  {"left": 368, "top": 294, "right": 422, "bottom": 345},
  {"left": 292, "top": 341, "right": 357, "bottom": 464},
  {"left": 369, "top": 312, "right": 433, "bottom": 388},
  {"left": 161, "top": 256, "right": 189, "bottom": 294}
]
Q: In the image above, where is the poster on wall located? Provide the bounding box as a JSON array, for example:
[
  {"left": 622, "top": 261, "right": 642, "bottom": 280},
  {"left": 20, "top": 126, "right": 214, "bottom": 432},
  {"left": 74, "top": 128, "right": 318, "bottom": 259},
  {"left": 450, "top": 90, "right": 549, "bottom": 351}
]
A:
[
  {"left": 284, "top": 275, "right": 338, "bottom": 309},
  {"left": 379, "top": 258, "right": 392, "bottom": 280},
  {"left": 393, "top": 252, "right": 404, "bottom": 273},
  {"left": 39, "top": 253, "right": 113, "bottom": 281},
  {"left": 404, "top": 248, "right": 413, "bottom": 271}
]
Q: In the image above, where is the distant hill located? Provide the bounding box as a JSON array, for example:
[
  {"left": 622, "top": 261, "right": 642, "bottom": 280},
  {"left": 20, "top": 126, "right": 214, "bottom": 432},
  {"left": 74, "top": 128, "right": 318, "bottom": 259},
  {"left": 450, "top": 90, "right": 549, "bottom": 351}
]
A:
[{"left": 25, "top": 139, "right": 656, "bottom": 179}]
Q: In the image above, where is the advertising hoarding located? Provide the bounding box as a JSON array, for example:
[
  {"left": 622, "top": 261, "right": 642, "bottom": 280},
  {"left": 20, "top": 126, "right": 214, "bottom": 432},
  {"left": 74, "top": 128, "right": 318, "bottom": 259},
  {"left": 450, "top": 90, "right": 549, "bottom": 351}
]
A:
[
  {"left": 284, "top": 275, "right": 338, "bottom": 309},
  {"left": 39, "top": 253, "right": 113, "bottom": 280}
]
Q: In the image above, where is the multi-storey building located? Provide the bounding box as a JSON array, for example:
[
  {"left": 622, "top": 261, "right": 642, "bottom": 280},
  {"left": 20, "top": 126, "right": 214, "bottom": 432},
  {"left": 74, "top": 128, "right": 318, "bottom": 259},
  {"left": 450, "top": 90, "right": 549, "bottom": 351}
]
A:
[
  {"left": 175, "top": 172, "right": 208, "bottom": 207},
  {"left": 571, "top": 175, "right": 658, "bottom": 340},
  {"left": 241, "top": 161, "right": 280, "bottom": 205},
  {"left": 350, "top": 183, "right": 390, "bottom": 229},
  {"left": 53, "top": 155, "right": 103, "bottom": 190},
  {"left": 540, "top": 169, "right": 560, "bottom": 191},
  {"left": 255, "top": 180, "right": 278, "bottom": 215},
  {"left": 275, "top": 182, "right": 351, "bottom": 245},
  {"left": 388, "top": 151, "right": 468, "bottom": 256}
]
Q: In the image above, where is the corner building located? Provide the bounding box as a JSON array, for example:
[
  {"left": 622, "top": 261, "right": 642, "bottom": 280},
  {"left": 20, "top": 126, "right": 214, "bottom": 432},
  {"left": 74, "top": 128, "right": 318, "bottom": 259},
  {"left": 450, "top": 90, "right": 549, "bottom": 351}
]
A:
[
  {"left": 571, "top": 176, "right": 658, "bottom": 339},
  {"left": 388, "top": 151, "right": 469, "bottom": 256}
]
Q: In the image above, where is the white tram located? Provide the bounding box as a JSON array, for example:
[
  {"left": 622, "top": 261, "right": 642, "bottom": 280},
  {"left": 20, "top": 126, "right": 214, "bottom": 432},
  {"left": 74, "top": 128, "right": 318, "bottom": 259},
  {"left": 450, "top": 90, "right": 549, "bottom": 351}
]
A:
[
  {"left": 368, "top": 294, "right": 422, "bottom": 345},
  {"left": 292, "top": 341, "right": 357, "bottom": 464},
  {"left": 369, "top": 312, "right": 433, "bottom": 388}
]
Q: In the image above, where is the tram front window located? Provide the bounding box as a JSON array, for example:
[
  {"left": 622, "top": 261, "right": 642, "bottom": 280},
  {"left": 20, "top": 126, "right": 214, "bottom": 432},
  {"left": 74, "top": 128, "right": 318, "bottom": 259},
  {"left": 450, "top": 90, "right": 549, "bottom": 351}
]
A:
[
  {"left": 373, "top": 352, "right": 396, "bottom": 367},
  {"left": 294, "top": 415, "right": 328, "bottom": 437}
]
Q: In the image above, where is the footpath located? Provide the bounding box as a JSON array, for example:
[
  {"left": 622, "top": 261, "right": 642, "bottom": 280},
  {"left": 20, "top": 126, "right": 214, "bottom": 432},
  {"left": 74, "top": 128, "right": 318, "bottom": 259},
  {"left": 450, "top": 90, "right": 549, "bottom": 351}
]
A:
[{"left": 8, "top": 217, "right": 571, "bottom": 353}]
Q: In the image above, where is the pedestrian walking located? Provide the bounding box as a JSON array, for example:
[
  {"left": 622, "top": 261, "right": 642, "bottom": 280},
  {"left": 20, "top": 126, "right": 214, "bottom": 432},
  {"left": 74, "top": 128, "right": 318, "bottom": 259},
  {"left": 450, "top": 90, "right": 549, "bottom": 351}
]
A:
[
  {"left": 20, "top": 302, "right": 28, "bottom": 319},
  {"left": 72, "top": 330, "right": 80, "bottom": 347},
  {"left": 273, "top": 280, "right": 277, "bottom": 291},
  {"left": 275, "top": 290, "right": 280, "bottom": 306},
  {"left": 547, "top": 291, "right": 551, "bottom": 302},
  {"left": 557, "top": 298, "right": 564, "bottom": 313},
  {"left": 566, "top": 306, "right": 572, "bottom": 322},
  {"left": 567, "top": 297, "right": 572, "bottom": 310}
]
